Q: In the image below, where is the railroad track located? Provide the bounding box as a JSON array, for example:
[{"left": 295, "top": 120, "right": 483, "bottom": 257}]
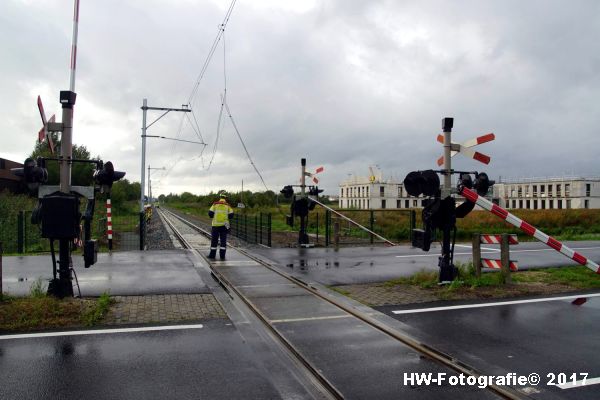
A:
[{"left": 159, "top": 207, "right": 526, "bottom": 400}]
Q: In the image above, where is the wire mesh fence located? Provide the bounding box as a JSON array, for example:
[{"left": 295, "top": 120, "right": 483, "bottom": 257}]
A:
[
  {"left": 229, "top": 212, "right": 272, "bottom": 247},
  {"left": 0, "top": 207, "right": 143, "bottom": 254},
  {"left": 301, "top": 208, "right": 417, "bottom": 247}
]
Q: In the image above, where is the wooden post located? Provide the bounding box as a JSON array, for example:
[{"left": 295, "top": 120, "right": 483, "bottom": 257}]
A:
[
  {"left": 472, "top": 234, "right": 482, "bottom": 278},
  {"left": 333, "top": 219, "right": 340, "bottom": 251},
  {"left": 500, "top": 233, "right": 512, "bottom": 284}
]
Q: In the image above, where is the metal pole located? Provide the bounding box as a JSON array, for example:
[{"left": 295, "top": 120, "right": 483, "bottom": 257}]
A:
[
  {"left": 0, "top": 242, "right": 3, "bottom": 296},
  {"left": 442, "top": 117, "right": 453, "bottom": 198},
  {"left": 69, "top": 0, "right": 80, "bottom": 92},
  {"left": 148, "top": 165, "right": 151, "bottom": 205},
  {"left": 301, "top": 158, "right": 306, "bottom": 197},
  {"left": 267, "top": 213, "right": 272, "bottom": 247},
  {"left": 140, "top": 98, "right": 147, "bottom": 213},
  {"left": 369, "top": 210, "right": 374, "bottom": 244}
]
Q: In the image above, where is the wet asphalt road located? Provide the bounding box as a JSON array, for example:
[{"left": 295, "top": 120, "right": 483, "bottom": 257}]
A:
[
  {"left": 252, "top": 241, "right": 600, "bottom": 285},
  {"left": 377, "top": 295, "right": 600, "bottom": 399},
  {"left": 0, "top": 319, "right": 285, "bottom": 400},
  {"left": 2, "top": 240, "right": 600, "bottom": 398},
  {"left": 1, "top": 250, "right": 208, "bottom": 297}
]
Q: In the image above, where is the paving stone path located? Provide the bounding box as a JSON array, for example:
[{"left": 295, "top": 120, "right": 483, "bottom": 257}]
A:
[{"left": 104, "top": 294, "right": 227, "bottom": 325}]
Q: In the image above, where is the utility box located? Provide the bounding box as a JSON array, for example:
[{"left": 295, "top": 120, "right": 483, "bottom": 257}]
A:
[{"left": 41, "top": 194, "right": 79, "bottom": 239}]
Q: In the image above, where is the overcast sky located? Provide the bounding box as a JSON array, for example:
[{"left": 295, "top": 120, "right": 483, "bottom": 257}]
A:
[{"left": 1, "top": 0, "right": 599, "bottom": 196}]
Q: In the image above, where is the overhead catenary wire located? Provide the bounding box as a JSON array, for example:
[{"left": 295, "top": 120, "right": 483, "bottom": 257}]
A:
[
  {"left": 223, "top": 97, "right": 270, "bottom": 192},
  {"left": 187, "top": 0, "right": 237, "bottom": 105}
]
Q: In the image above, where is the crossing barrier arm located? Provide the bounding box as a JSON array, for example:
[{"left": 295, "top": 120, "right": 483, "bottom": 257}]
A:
[
  {"left": 310, "top": 198, "right": 397, "bottom": 246},
  {"left": 460, "top": 187, "right": 600, "bottom": 274}
]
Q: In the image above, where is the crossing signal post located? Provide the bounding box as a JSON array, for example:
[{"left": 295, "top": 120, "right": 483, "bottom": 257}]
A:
[
  {"left": 11, "top": 156, "right": 125, "bottom": 297},
  {"left": 405, "top": 117, "right": 495, "bottom": 283},
  {"left": 280, "top": 158, "right": 324, "bottom": 247}
]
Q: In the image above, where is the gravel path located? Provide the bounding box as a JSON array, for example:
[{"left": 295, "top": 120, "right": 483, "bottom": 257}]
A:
[{"left": 146, "top": 207, "right": 177, "bottom": 250}]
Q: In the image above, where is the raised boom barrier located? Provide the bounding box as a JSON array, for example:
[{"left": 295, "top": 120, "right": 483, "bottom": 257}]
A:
[{"left": 460, "top": 187, "right": 600, "bottom": 274}]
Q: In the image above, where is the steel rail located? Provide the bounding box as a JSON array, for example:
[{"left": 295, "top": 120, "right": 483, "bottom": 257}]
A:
[
  {"left": 158, "top": 208, "right": 343, "bottom": 400},
  {"left": 160, "top": 208, "right": 525, "bottom": 400}
]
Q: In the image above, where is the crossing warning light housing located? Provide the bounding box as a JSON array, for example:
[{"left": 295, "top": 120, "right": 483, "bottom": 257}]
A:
[
  {"left": 93, "top": 161, "right": 126, "bottom": 191},
  {"left": 473, "top": 172, "right": 494, "bottom": 196},
  {"left": 11, "top": 157, "right": 48, "bottom": 193},
  {"left": 403, "top": 170, "right": 440, "bottom": 197},
  {"left": 280, "top": 185, "right": 294, "bottom": 199}
]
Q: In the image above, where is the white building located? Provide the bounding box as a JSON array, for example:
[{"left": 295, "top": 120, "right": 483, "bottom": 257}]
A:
[
  {"left": 338, "top": 168, "right": 426, "bottom": 209},
  {"left": 493, "top": 177, "right": 600, "bottom": 210}
]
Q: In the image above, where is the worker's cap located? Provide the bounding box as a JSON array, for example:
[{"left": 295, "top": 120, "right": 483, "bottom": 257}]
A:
[{"left": 218, "top": 191, "right": 228, "bottom": 198}]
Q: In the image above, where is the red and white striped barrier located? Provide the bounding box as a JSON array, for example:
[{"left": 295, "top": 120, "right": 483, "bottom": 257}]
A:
[
  {"left": 69, "top": 0, "right": 80, "bottom": 91},
  {"left": 106, "top": 198, "right": 113, "bottom": 251},
  {"left": 461, "top": 187, "right": 600, "bottom": 274},
  {"left": 480, "top": 234, "right": 519, "bottom": 245},
  {"left": 482, "top": 259, "right": 518, "bottom": 271}
]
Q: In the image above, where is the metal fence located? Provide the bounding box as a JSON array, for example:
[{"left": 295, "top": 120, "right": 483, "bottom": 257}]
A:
[
  {"left": 229, "top": 212, "right": 272, "bottom": 247},
  {"left": 303, "top": 209, "right": 417, "bottom": 247},
  {"left": 0, "top": 208, "right": 143, "bottom": 254}
]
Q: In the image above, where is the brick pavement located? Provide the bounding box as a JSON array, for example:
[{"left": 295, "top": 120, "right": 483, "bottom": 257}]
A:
[
  {"left": 104, "top": 294, "right": 227, "bottom": 325},
  {"left": 337, "top": 284, "right": 439, "bottom": 307}
]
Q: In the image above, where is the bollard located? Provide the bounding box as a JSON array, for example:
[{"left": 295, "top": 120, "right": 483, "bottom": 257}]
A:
[
  {"left": 472, "top": 234, "right": 482, "bottom": 278},
  {"left": 500, "top": 234, "right": 512, "bottom": 284}
]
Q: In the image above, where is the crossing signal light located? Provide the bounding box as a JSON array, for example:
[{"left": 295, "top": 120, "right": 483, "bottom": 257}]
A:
[
  {"left": 11, "top": 157, "right": 48, "bottom": 192},
  {"left": 93, "top": 161, "right": 125, "bottom": 190},
  {"left": 403, "top": 170, "right": 440, "bottom": 197},
  {"left": 308, "top": 186, "right": 323, "bottom": 196},
  {"left": 473, "top": 172, "right": 494, "bottom": 196},
  {"left": 280, "top": 185, "right": 294, "bottom": 198}
]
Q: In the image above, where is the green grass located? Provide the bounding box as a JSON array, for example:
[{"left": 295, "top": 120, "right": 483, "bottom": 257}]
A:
[
  {"left": 382, "top": 263, "right": 600, "bottom": 293},
  {"left": 82, "top": 292, "right": 114, "bottom": 326},
  {"left": 512, "top": 266, "right": 600, "bottom": 289},
  {"left": 0, "top": 288, "right": 114, "bottom": 332}
]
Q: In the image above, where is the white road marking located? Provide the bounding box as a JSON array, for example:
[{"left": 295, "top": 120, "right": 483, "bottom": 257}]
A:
[
  {"left": 396, "top": 246, "right": 600, "bottom": 258},
  {"left": 270, "top": 315, "right": 350, "bottom": 323},
  {"left": 391, "top": 293, "right": 600, "bottom": 315},
  {"left": 396, "top": 251, "right": 497, "bottom": 258},
  {"left": 558, "top": 377, "right": 600, "bottom": 389},
  {"left": 0, "top": 324, "right": 204, "bottom": 340}
]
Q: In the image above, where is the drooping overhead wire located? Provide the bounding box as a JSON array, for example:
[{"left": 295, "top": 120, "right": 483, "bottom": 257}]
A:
[
  {"left": 187, "top": 0, "right": 237, "bottom": 105},
  {"left": 207, "top": 92, "right": 227, "bottom": 170},
  {"left": 223, "top": 97, "right": 270, "bottom": 192}
]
